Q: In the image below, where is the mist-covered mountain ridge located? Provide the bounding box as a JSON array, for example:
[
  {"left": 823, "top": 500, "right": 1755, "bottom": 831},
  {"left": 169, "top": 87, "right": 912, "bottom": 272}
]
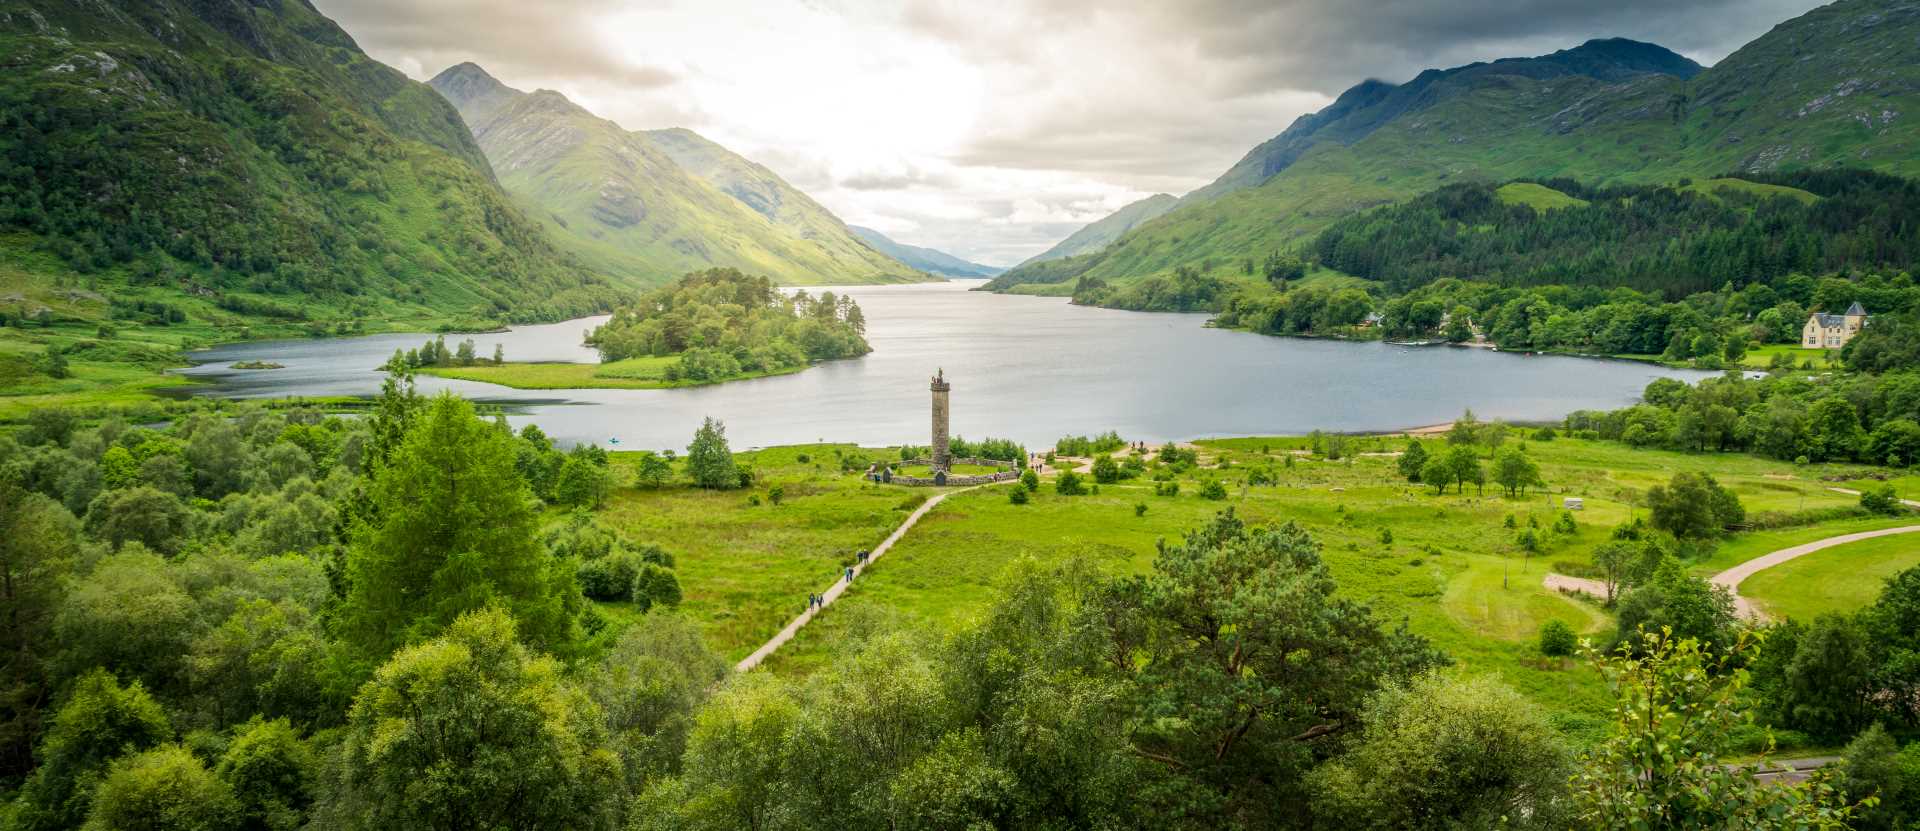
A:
[
  {"left": 429, "top": 62, "right": 927, "bottom": 288},
  {"left": 988, "top": 0, "right": 1920, "bottom": 295}
]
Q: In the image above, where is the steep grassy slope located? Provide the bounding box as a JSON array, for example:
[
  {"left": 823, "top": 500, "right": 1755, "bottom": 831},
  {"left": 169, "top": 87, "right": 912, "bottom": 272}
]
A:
[
  {"left": 0, "top": 0, "right": 616, "bottom": 326},
  {"left": 993, "top": 0, "right": 1920, "bottom": 294},
  {"left": 847, "top": 226, "right": 995, "bottom": 277},
  {"left": 640, "top": 127, "right": 919, "bottom": 279},
  {"left": 431, "top": 64, "right": 923, "bottom": 287}
]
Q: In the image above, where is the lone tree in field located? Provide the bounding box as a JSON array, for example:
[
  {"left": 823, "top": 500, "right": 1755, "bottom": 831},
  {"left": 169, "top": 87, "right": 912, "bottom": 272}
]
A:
[
  {"left": 1493, "top": 447, "right": 1543, "bottom": 497},
  {"left": 1591, "top": 541, "right": 1636, "bottom": 606},
  {"left": 1398, "top": 440, "right": 1428, "bottom": 482},
  {"left": 687, "top": 417, "right": 739, "bottom": 490},
  {"left": 1646, "top": 471, "right": 1744, "bottom": 539},
  {"left": 1421, "top": 456, "right": 1456, "bottom": 494}
]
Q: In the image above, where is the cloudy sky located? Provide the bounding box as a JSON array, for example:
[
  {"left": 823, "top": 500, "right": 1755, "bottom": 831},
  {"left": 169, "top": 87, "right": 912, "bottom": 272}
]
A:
[{"left": 315, "top": 0, "right": 1822, "bottom": 266}]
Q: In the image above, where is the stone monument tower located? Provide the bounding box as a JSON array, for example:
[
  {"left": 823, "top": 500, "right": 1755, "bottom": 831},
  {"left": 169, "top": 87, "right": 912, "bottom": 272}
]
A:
[{"left": 930, "top": 369, "right": 951, "bottom": 471}]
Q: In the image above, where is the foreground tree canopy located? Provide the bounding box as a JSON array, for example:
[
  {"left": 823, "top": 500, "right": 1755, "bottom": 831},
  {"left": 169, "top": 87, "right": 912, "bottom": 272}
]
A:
[{"left": 0, "top": 382, "right": 1872, "bottom": 830}]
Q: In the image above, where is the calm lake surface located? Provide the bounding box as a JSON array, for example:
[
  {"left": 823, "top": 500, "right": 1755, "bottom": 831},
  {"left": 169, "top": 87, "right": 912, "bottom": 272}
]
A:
[{"left": 178, "top": 280, "right": 1709, "bottom": 450}]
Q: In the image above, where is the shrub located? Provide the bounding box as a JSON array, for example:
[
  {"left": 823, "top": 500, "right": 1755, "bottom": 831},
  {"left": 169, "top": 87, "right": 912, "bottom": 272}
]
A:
[
  {"left": 578, "top": 552, "right": 642, "bottom": 601},
  {"left": 1134, "top": 502, "right": 1147, "bottom": 517},
  {"left": 1020, "top": 468, "right": 1040, "bottom": 492},
  {"left": 1861, "top": 484, "right": 1906, "bottom": 516},
  {"left": 1554, "top": 512, "right": 1578, "bottom": 535},
  {"left": 1008, "top": 487, "right": 1029, "bottom": 505},
  {"left": 1055, "top": 470, "right": 1087, "bottom": 496},
  {"left": 1199, "top": 479, "right": 1228, "bottom": 501},
  {"left": 1539, "top": 620, "right": 1577, "bottom": 657},
  {"left": 633, "top": 564, "right": 683, "bottom": 611},
  {"left": 1155, "top": 481, "right": 1180, "bottom": 498}
]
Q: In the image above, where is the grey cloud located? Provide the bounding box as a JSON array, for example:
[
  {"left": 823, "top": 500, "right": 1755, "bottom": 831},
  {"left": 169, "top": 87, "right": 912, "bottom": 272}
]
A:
[
  {"left": 978, "top": 0, "right": 1822, "bottom": 94},
  {"left": 1167, "top": 0, "right": 1823, "bottom": 94},
  {"left": 311, "top": 0, "right": 679, "bottom": 87},
  {"left": 937, "top": 0, "right": 1819, "bottom": 187},
  {"left": 311, "top": 0, "right": 1829, "bottom": 266}
]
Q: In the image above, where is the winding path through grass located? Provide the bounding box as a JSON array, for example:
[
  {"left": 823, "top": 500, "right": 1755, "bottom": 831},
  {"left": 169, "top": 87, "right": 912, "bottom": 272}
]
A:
[
  {"left": 734, "top": 481, "right": 1012, "bottom": 672},
  {"left": 1546, "top": 524, "right": 1920, "bottom": 621},
  {"left": 1711, "top": 525, "right": 1920, "bottom": 619}
]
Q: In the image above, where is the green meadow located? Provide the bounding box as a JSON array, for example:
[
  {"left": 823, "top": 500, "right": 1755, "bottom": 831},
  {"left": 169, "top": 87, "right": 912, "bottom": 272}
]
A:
[
  {"left": 1741, "top": 533, "right": 1920, "bottom": 621},
  {"left": 597, "top": 432, "right": 1908, "bottom": 740},
  {"left": 419, "top": 356, "right": 808, "bottom": 390}
]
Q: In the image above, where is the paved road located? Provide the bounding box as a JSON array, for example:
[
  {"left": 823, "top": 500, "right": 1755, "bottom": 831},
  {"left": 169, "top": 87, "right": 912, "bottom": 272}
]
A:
[
  {"left": 1711, "top": 524, "right": 1920, "bottom": 620},
  {"left": 1748, "top": 756, "right": 1842, "bottom": 785},
  {"left": 1546, "top": 524, "right": 1920, "bottom": 621},
  {"left": 734, "top": 480, "right": 1011, "bottom": 672}
]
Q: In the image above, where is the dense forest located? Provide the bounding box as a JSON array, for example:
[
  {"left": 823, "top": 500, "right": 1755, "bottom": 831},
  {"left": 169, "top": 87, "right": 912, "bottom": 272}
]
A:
[
  {"left": 586, "top": 269, "right": 870, "bottom": 382},
  {"left": 1311, "top": 172, "right": 1920, "bottom": 298},
  {"left": 1094, "top": 171, "right": 1920, "bottom": 350},
  {"left": 0, "top": 378, "right": 1878, "bottom": 827},
  {"left": 1199, "top": 172, "right": 1920, "bottom": 366}
]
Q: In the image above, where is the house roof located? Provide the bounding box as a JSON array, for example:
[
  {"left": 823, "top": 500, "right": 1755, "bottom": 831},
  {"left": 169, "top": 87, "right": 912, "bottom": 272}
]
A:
[
  {"left": 1847, "top": 301, "right": 1867, "bottom": 316},
  {"left": 1813, "top": 313, "right": 1847, "bottom": 328}
]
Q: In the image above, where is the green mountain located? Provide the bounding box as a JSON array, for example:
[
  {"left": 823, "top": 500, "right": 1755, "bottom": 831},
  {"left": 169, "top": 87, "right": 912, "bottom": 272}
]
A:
[
  {"left": 847, "top": 227, "right": 996, "bottom": 278},
  {"left": 429, "top": 64, "right": 924, "bottom": 287},
  {"left": 1015, "top": 193, "right": 1176, "bottom": 268},
  {"left": 0, "top": 0, "right": 616, "bottom": 327},
  {"left": 990, "top": 0, "right": 1920, "bottom": 296}
]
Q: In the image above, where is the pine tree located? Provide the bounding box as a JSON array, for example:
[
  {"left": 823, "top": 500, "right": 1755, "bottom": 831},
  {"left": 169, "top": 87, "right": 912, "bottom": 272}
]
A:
[{"left": 342, "top": 394, "right": 577, "bottom": 657}]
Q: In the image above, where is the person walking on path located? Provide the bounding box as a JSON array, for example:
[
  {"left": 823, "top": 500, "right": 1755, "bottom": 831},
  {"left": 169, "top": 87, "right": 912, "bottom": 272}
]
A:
[{"left": 844, "top": 567, "right": 854, "bottom": 583}]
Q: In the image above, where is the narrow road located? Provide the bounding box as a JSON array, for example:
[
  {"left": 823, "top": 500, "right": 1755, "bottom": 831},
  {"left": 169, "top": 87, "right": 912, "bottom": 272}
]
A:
[
  {"left": 734, "top": 481, "right": 1009, "bottom": 672},
  {"left": 1546, "top": 524, "right": 1920, "bottom": 621},
  {"left": 1749, "top": 757, "right": 1842, "bottom": 785},
  {"left": 1826, "top": 486, "right": 1920, "bottom": 509},
  {"left": 1711, "top": 524, "right": 1920, "bottom": 620}
]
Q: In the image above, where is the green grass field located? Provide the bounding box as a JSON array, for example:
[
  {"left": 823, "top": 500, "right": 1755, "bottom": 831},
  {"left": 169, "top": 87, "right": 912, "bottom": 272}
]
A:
[
  {"left": 1682, "top": 177, "right": 1821, "bottom": 205},
  {"left": 726, "top": 435, "right": 1897, "bottom": 736},
  {"left": 0, "top": 236, "right": 562, "bottom": 420},
  {"left": 1741, "top": 533, "right": 1920, "bottom": 621},
  {"left": 590, "top": 444, "right": 976, "bottom": 661},
  {"left": 1496, "top": 182, "right": 1591, "bottom": 211},
  {"left": 1740, "top": 343, "right": 1838, "bottom": 369},
  {"left": 419, "top": 356, "right": 807, "bottom": 390}
]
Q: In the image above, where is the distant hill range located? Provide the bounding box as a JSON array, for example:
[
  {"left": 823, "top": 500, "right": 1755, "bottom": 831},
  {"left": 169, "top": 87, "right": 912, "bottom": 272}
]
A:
[
  {"left": 0, "top": 0, "right": 618, "bottom": 324},
  {"left": 429, "top": 63, "right": 925, "bottom": 288},
  {"left": 1015, "top": 194, "right": 1176, "bottom": 268},
  {"left": 988, "top": 0, "right": 1920, "bottom": 295},
  {"left": 847, "top": 227, "right": 998, "bottom": 278}
]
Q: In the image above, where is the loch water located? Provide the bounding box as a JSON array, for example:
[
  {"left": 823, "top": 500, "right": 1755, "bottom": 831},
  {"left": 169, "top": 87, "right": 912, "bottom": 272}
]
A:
[{"left": 178, "top": 281, "right": 1710, "bottom": 451}]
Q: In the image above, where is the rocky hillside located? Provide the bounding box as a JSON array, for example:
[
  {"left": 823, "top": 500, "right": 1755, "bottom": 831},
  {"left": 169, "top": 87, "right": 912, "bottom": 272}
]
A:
[
  {"left": 992, "top": 0, "right": 1920, "bottom": 295},
  {"left": 847, "top": 226, "right": 996, "bottom": 278},
  {"left": 430, "top": 64, "right": 924, "bottom": 287},
  {"left": 0, "top": 0, "right": 616, "bottom": 327}
]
